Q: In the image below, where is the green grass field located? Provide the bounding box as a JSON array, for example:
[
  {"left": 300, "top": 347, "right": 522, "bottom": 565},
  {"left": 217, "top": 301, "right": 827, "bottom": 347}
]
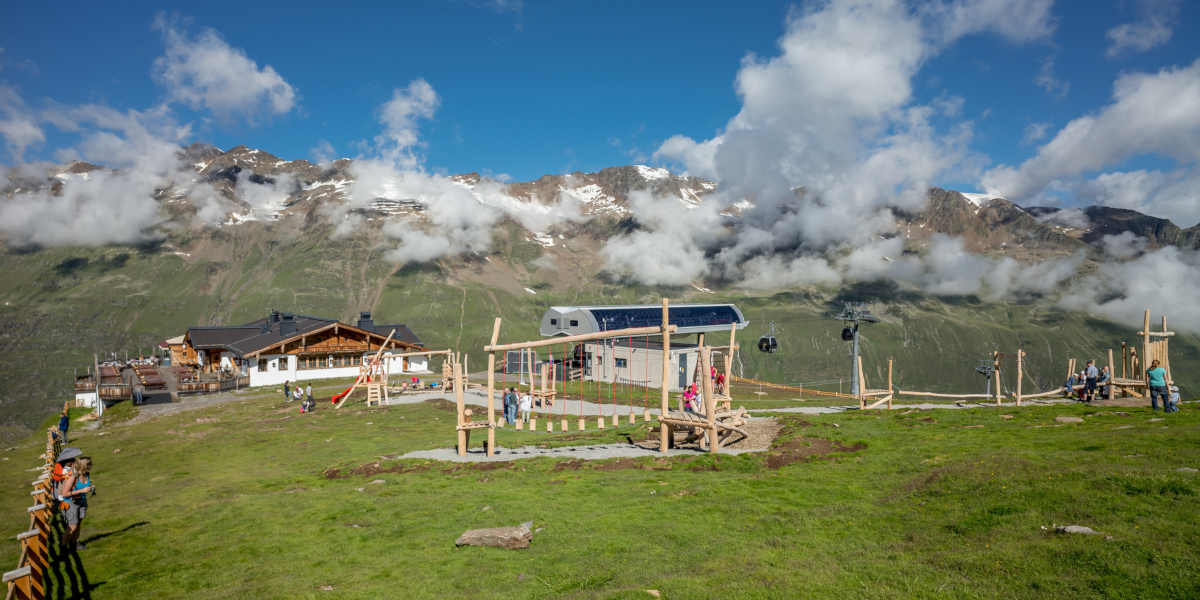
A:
[{"left": 1, "top": 385, "right": 1197, "bottom": 599}]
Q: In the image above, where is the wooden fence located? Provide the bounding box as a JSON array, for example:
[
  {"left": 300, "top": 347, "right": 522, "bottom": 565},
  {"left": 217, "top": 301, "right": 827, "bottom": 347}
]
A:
[{"left": 3, "top": 404, "right": 70, "bottom": 599}]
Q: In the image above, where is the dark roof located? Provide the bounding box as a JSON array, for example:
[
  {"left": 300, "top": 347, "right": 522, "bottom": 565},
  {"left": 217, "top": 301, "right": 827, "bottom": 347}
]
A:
[
  {"left": 371, "top": 324, "right": 423, "bottom": 347},
  {"left": 223, "top": 314, "right": 337, "bottom": 355},
  {"left": 589, "top": 305, "right": 743, "bottom": 331},
  {"left": 184, "top": 312, "right": 425, "bottom": 357}
]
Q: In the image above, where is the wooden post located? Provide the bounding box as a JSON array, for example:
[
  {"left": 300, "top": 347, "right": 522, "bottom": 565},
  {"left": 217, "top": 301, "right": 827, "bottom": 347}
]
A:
[
  {"left": 1142, "top": 309, "right": 1151, "bottom": 380},
  {"left": 701, "top": 345, "right": 719, "bottom": 453},
  {"left": 993, "top": 351, "right": 1002, "bottom": 406},
  {"left": 455, "top": 363, "right": 467, "bottom": 456},
  {"left": 1015, "top": 350, "right": 1023, "bottom": 406},
  {"left": 486, "top": 318, "right": 500, "bottom": 457},
  {"left": 887, "top": 357, "right": 894, "bottom": 410},
  {"left": 857, "top": 355, "right": 865, "bottom": 409},
  {"left": 660, "top": 298, "right": 671, "bottom": 453}
]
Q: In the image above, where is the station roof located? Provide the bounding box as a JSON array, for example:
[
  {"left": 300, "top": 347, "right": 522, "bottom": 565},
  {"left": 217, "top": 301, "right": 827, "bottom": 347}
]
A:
[{"left": 540, "top": 303, "right": 747, "bottom": 337}]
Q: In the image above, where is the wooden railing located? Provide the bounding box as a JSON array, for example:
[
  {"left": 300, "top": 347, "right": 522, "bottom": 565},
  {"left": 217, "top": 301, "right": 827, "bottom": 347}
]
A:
[{"left": 4, "top": 403, "right": 68, "bottom": 599}]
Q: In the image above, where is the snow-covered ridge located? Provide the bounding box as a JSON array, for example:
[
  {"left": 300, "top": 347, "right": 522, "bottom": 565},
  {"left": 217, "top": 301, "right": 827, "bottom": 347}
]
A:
[
  {"left": 636, "top": 165, "right": 670, "bottom": 180},
  {"left": 961, "top": 192, "right": 1001, "bottom": 207}
]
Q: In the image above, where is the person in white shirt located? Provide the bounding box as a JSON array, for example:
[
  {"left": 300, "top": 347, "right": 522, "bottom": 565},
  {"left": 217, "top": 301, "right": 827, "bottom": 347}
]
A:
[{"left": 519, "top": 391, "right": 533, "bottom": 422}]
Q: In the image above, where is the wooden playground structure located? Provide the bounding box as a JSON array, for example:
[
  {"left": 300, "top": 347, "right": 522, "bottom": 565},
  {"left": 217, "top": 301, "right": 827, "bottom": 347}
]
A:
[
  {"left": 1062, "top": 310, "right": 1174, "bottom": 399},
  {"left": 453, "top": 298, "right": 751, "bottom": 456},
  {"left": 333, "top": 331, "right": 455, "bottom": 408}
]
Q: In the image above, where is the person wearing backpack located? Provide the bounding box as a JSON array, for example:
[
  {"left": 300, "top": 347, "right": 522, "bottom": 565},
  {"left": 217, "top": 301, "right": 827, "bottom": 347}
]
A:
[{"left": 59, "top": 456, "right": 95, "bottom": 551}]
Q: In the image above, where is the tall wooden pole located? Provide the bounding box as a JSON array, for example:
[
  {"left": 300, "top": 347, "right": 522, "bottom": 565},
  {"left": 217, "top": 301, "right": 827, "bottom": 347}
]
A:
[
  {"left": 701, "top": 346, "right": 718, "bottom": 453},
  {"left": 659, "top": 298, "right": 671, "bottom": 454},
  {"left": 887, "top": 358, "right": 893, "bottom": 410},
  {"left": 857, "top": 355, "right": 865, "bottom": 409},
  {"left": 455, "top": 362, "right": 467, "bottom": 456},
  {"left": 1015, "top": 350, "right": 1023, "bottom": 406},
  {"left": 486, "top": 318, "right": 500, "bottom": 456},
  {"left": 1142, "top": 309, "right": 1151, "bottom": 376},
  {"left": 1162, "top": 315, "right": 1173, "bottom": 385},
  {"left": 1107, "top": 348, "right": 1115, "bottom": 400},
  {"left": 993, "top": 351, "right": 1001, "bottom": 406}
]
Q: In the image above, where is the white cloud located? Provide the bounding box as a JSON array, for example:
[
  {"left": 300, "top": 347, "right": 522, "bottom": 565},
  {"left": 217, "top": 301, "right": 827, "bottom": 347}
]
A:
[
  {"left": 1061, "top": 245, "right": 1200, "bottom": 333},
  {"left": 375, "top": 80, "right": 439, "bottom": 171},
  {"left": 1021, "top": 121, "right": 1051, "bottom": 145},
  {"left": 1034, "top": 58, "right": 1069, "bottom": 98},
  {"left": 152, "top": 14, "right": 297, "bottom": 124},
  {"left": 1106, "top": 0, "right": 1180, "bottom": 58},
  {"left": 636, "top": 0, "right": 1052, "bottom": 288},
  {"left": 982, "top": 58, "right": 1200, "bottom": 209},
  {"left": 0, "top": 169, "right": 164, "bottom": 246},
  {"left": 0, "top": 85, "right": 44, "bottom": 162}
]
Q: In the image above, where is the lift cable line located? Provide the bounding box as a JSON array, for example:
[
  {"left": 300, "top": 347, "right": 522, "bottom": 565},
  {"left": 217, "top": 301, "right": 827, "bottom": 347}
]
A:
[{"left": 831, "top": 302, "right": 881, "bottom": 397}]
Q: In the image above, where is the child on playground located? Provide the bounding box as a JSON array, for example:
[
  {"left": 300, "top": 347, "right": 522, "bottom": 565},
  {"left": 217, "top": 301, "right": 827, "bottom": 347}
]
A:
[
  {"left": 1168, "top": 386, "right": 1181, "bottom": 413},
  {"left": 284, "top": 380, "right": 290, "bottom": 401},
  {"left": 59, "top": 456, "right": 94, "bottom": 551}
]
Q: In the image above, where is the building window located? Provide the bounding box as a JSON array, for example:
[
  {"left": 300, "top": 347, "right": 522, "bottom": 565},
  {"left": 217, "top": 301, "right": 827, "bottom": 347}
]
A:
[
  {"left": 570, "top": 320, "right": 578, "bottom": 326},
  {"left": 257, "top": 358, "right": 268, "bottom": 372},
  {"left": 550, "top": 318, "right": 558, "bottom": 325},
  {"left": 615, "top": 358, "right": 628, "bottom": 369}
]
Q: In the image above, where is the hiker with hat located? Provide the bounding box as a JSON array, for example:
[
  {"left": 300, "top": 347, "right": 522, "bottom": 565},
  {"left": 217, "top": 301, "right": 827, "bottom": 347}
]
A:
[
  {"left": 59, "top": 456, "right": 95, "bottom": 551},
  {"left": 53, "top": 447, "right": 82, "bottom": 506}
]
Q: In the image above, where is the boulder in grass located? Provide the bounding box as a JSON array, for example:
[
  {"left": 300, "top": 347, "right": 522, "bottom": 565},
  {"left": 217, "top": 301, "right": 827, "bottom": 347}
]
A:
[
  {"left": 456, "top": 521, "right": 534, "bottom": 549},
  {"left": 1055, "top": 416, "right": 1084, "bottom": 423},
  {"left": 1056, "top": 525, "right": 1104, "bottom": 535},
  {"left": 1178, "top": 467, "right": 1199, "bottom": 473}
]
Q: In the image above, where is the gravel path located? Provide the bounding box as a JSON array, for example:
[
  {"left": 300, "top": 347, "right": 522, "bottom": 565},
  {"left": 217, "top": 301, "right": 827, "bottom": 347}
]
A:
[{"left": 747, "top": 398, "right": 1073, "bottom": 414}]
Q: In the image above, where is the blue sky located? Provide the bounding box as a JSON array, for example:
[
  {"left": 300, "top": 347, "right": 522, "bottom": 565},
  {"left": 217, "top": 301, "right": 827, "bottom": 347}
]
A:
[{"left": 2, "top": 1, "right": 1199, "bottom": 220}]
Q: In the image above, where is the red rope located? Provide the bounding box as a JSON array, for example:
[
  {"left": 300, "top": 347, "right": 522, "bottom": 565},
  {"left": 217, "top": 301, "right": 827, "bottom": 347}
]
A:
[
  {"left": 644, "top": 335, "right": 650, "bottom": 410},
  {"left": 628, "top": 337, "right": 633, "bottom": 415}
]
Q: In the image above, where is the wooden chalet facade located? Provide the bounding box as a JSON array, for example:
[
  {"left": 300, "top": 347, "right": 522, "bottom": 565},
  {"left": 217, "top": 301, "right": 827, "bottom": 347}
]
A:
[{"left": 179, "top": 311, "right": 427, "bottom": 387}]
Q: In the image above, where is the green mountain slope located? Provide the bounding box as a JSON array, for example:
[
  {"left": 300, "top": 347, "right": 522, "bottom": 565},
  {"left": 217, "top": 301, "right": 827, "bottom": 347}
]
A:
[{"left": 1, "top": 216, "right": 1195, "bottom": 434}]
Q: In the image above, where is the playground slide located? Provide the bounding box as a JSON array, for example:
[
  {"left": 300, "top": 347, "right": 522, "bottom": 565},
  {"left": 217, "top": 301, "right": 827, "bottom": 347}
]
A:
[{"left": 331, "top": 376, "right": 364, "bottom": 405}]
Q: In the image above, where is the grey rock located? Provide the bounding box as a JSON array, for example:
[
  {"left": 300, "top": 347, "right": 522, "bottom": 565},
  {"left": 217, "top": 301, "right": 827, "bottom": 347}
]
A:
[
  {"left": 456, "top": 521, "right": 535, "bottom": 549},
  {"left": 1055, "top": 525, "right": 1104, "bottom": 535},
  {"left": 1055, "top": 416, "right": 1084, "bottom": 423},
  {"left": 1148, "top": 418, "right": 1164, "bottom": 422},
  {"left": 1178, "top": 467, "right": 1199, "bottom": 473}
]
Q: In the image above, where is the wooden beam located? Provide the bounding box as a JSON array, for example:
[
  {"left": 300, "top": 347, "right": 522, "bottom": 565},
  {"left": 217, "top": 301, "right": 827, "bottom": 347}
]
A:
[{"left": 486, "top": 324, "right": 678, "bottom": 352}]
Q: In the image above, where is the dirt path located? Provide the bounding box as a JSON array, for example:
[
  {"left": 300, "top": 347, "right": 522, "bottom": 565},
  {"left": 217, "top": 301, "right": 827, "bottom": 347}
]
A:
[{"left": 115, "top": 390, "right": 257, "bottom": 427}]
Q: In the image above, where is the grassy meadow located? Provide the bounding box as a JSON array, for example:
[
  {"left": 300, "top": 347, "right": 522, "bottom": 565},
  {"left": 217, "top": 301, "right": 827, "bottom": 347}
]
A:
[{"left": 0, "top": 384, "right": 1197, "bottom": 599}]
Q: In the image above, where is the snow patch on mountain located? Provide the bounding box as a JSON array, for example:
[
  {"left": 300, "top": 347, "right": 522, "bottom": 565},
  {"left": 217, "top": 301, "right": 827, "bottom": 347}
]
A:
[
  {"left": 961, "top": 192, "right": 1001, "bottom": 207},
  {"left": 636, "top": 165, "right": 670, "bottom": 180}
]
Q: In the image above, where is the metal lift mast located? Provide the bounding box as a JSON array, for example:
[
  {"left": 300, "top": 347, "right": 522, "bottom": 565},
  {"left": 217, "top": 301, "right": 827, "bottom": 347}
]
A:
[{"left": 832, "top": 302, "right": 881, "bottom": 397}]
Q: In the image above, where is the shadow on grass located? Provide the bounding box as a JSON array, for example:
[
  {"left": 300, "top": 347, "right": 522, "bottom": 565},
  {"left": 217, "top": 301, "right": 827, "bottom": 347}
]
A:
[
  {"left": 47, "top": 515, "right": 105, "bottom": 600},
  {"left": 81, "top": 521, "right": 148, "bottom": 545}
]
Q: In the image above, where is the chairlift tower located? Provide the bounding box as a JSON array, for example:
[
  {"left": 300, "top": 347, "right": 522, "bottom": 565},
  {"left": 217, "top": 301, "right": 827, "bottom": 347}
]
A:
[
  {"left": 832, "top": 302, "right": 881, "bottom": 397},
  {"left": 974, "top": 359, "right": 996, "bottom": 396}
]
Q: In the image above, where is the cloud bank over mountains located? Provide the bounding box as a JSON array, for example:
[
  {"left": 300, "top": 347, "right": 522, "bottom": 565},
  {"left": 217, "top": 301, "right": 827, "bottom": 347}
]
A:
[{"left": 2, "top": 1, "right": 1200, "bottom": 333}]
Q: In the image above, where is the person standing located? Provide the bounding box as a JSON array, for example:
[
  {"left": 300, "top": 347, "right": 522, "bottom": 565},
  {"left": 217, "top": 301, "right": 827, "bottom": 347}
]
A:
[
  {"left": 1168, "top": 386, "right": 1181, "bottom": 413},
  {"left": 55, "top": 410, "right": 70, "bottom": 444},
  {"left": 59, "top": 456, "right": 94, "bottom": 551},
  {"left": 1146, "top": 360, "right": 1169, "bottom": 411},
  {"left": 134, "top": 382, "right": 144, "bottom": 406},
  {"left": 519, "top": 389, "right": 533, "bottom": 423},
  {"left": 1098, "top": 366, "right": 1112, "bottom": 400},
  {"left": 504, "top": 387, "right": 516, "bottom": 425},
  {"left": 1084, "top": 360, "right": 1099, "bottom": 403},
  {"left": 283, "top": 380, "right": 290, "bottom": 402},
  {"left": 305, "top": 383, "right": 313, "bottom": 404}
]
